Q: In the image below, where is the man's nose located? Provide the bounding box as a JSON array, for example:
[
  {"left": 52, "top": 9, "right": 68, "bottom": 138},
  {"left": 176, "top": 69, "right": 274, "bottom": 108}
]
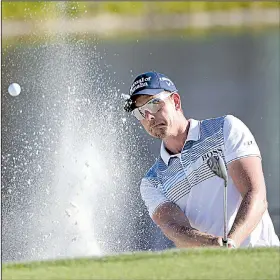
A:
[{"left": 144, "top": 110, "right": 155, "bottom": 121}]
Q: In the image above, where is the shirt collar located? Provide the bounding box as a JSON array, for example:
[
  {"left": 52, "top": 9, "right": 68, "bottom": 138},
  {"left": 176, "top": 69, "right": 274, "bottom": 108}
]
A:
[{"left": 160, "top": 119, "right": 200, "bottom": 165}]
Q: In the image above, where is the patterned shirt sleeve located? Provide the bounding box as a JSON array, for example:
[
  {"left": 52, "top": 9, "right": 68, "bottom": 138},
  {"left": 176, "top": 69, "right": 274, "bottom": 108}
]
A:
[
  {"left": 223, "top": 115, "right": 261, "bottom": 164},
  {"left": 140, "top": 178, "right": 170, "bottom": 217}
]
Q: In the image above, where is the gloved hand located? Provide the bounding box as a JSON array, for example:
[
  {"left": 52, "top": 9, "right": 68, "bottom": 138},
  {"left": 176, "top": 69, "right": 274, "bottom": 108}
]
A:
[
  {"left": 217, "top": 237, "right": 237, "bottom": 248},
  {"left": 223, "top": 238, "right": 236, "bottom": 248}
]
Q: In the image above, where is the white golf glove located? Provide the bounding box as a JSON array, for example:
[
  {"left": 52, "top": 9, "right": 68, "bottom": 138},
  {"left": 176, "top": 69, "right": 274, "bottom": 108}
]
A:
[
  {"left": 222, "top": 238, "right": 236, "bottom": 248},
  {"left": 217, "top": 237, "right": 237, "bottom": 248}
]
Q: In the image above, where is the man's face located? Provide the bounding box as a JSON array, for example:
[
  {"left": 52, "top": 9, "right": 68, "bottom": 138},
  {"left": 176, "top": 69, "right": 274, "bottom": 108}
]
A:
[{"left": 134, "top": 93, "right": 178, "bottom": 139}]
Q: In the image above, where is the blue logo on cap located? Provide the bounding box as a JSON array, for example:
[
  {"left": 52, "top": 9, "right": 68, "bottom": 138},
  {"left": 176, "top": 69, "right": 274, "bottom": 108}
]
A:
[{"left": 129, "top": 71, "right": 177, "bottom": 97}]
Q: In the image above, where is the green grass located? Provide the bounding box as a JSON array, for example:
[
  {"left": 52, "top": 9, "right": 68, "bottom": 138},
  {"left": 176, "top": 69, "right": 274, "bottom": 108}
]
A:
[{"left": 3, "top": 248, "right": 280, "bottom": 280}]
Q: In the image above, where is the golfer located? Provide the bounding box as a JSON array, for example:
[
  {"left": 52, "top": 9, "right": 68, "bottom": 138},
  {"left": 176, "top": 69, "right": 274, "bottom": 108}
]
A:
[{"left": 124, "top": 71, "right": 279, "bottom": 248}]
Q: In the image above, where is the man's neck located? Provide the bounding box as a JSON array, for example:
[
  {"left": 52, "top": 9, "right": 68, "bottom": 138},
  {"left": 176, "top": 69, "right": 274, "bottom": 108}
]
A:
[{"left": 163, "top": 118, "right": 190, "bottom": 155}]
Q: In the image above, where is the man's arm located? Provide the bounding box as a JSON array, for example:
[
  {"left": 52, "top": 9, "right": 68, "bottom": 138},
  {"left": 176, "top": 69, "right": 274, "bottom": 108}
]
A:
[
  {"left": 227, "top": 156, "right": 268, "bottom": 247},
  {"left": 152, "top": 202, "right": 221, "bottom": 248}
]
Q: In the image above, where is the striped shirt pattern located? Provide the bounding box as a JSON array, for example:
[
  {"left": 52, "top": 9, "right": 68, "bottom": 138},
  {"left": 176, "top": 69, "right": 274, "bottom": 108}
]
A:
[{"left": 143, "top": 116, "right": 226, "bottom": 203}]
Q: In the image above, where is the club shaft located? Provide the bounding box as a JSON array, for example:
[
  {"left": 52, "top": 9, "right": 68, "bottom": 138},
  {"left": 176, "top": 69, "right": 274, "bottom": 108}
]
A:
[{"left": 224, "top": 180, "right": 228, "bottom": 247}]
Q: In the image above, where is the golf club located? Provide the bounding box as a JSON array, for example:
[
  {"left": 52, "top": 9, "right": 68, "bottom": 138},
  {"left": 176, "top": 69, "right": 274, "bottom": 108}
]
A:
[{"left": 207, "top": 155, "right": 228, "bottom": 247}]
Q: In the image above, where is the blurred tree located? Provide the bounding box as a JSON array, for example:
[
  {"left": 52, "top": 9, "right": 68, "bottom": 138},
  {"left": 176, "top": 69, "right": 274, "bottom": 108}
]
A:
[
  {"left": 2, "top": 2, "right": 57, "bottom": 20},
  {"left": 2, "top": 1, "right": 279, "bottom": 20}
]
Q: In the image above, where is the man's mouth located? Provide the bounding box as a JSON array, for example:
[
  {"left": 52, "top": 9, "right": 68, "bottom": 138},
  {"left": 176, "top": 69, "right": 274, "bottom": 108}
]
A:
[{"left": 151, "top": 123, "right": 165, "bottom": 129}]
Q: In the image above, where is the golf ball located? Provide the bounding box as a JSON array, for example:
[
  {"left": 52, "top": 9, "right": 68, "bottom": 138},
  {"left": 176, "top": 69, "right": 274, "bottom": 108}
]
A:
[{"left": 8, "top": 83, "right": 21, "bottom": 96}]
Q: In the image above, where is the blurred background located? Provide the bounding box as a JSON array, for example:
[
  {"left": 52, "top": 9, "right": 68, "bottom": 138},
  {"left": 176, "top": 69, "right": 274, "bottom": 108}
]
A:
[{"left": 2, "top": 2, "right": 279, "bottom": 262}]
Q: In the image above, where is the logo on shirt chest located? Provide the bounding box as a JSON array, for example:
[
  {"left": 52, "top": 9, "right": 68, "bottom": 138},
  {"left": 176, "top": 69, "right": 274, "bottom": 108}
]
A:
[{"left": 201, "top": 148, "right": 223, "bottom": 162}]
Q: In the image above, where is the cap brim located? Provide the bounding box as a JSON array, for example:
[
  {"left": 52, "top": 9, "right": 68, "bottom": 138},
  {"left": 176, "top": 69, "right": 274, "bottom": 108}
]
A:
[{"left": 131, "top": 88, "right": 164, "bottom": 97}]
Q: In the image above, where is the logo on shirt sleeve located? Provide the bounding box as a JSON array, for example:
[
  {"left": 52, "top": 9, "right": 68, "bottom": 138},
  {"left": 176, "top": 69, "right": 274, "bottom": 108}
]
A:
[{"left": 243, "top": 140, "right": 254, "bottom": 146}]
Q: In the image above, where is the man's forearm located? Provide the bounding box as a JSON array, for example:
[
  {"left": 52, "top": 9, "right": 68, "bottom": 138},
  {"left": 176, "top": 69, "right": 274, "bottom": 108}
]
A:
[
  {"left": 163, "top": 223, "right": 218, "bottom": 247},
  {"left": 228, "top": 190, "right": 267, "bottom": 247}
]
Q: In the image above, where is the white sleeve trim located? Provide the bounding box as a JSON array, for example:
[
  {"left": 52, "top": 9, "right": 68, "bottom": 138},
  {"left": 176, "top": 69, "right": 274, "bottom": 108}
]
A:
[{"left": 227, "top": 154, "right": 262, "bottom": 164}]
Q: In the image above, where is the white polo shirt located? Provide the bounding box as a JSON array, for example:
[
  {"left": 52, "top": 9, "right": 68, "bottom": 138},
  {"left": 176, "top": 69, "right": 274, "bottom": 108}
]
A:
[{"left": 140, "top": 115, "right": 280, "bottom": 248}]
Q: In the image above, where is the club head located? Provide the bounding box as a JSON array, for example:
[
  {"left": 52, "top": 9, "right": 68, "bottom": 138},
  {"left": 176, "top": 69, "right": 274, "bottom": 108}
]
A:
[{"left": 207, "top": 155, "right": 228, "bottom": 182}]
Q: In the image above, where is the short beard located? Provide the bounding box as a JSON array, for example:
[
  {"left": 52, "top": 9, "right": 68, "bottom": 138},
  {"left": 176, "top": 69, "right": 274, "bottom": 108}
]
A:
[{"left": 149, "top": 127, "right": 168, "bottom": 139}]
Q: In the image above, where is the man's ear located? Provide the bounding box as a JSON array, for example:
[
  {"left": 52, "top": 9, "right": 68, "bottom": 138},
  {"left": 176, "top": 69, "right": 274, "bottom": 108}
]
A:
[{"left": 172, "top": 92, "right": 181, "bottom": 110}]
